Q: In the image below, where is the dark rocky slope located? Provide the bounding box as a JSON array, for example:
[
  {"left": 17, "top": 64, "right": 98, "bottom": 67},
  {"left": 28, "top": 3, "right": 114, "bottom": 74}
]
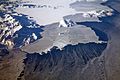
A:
[{"left": 19, "top": 43, "right": 107, "bottom": 80}]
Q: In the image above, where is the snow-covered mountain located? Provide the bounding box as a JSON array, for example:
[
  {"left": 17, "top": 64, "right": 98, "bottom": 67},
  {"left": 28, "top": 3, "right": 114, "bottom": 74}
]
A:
[
  {"left": 0, "top": 13, "right": 22, "bottom": 48},
  {"left": 0, "top": 12, "right": 42, "bottom": 48}
]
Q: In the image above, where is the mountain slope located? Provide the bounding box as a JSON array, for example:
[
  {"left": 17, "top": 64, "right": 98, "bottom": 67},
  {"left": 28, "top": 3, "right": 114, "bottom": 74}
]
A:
[{"left": 21, "top": 43, "right": 107, "bottom": 80}]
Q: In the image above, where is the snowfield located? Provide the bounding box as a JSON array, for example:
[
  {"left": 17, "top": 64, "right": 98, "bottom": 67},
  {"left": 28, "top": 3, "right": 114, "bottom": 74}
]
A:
[{"left": 15, "top": 0, "right": 112, "bottom": 25}]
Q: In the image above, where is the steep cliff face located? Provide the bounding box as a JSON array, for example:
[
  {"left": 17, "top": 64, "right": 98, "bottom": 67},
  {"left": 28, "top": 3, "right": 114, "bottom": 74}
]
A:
[{"left": 19, "top": 43, "right": 107, "bottom": 80}]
